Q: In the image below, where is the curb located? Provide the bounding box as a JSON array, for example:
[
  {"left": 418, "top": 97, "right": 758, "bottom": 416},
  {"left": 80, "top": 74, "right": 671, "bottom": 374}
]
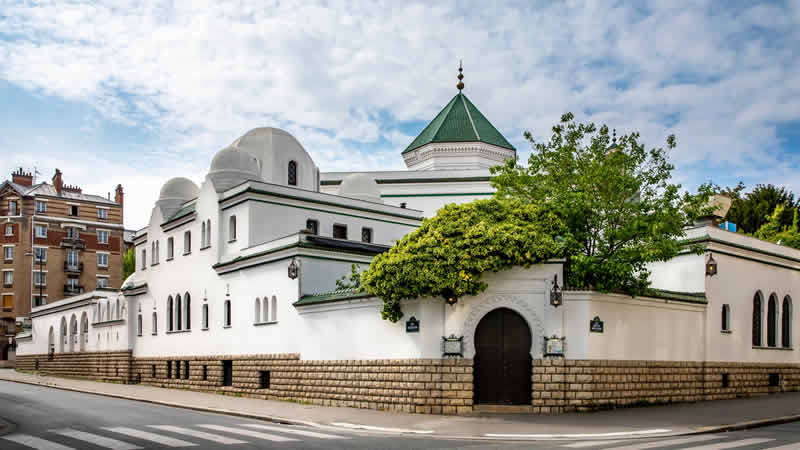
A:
[
  {"left": 2, "top": 375, "right": 799, "bottom": 442},
  {"left": 0, "top": 417, "right": 17, "bottom": 437}
]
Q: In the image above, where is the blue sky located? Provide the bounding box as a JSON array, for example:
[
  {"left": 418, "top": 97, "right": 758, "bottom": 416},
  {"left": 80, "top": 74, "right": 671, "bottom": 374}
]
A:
[{"left": 1, "top": 0, "right": 799, "bottom": 229}]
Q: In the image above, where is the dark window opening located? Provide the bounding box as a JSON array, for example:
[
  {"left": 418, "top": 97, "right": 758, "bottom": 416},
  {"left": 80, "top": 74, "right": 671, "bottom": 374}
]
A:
[
  {"left": 721, "top": 373, "right": 729, "bottom": 388},
  {"left": 174, "top": 360, "right": 181, "bottom": 379},
  {"left": 35, "top": 360, "right": 39, "bottom": 370},
  {"left": 259, "top": 370, "right": 270, "bottom": 389},
  {"left": 753, "top": 294, "right": 762, "bottom": 346},
  {"left": 152, "top": 364, "right": 156, "bottom": 378},
  {"left": 767, "top": 295, "right": 778, "bottom": 347},
  {"left": 306, "top": 219, "right": 319, "bottom": 235},
  {"left": 361, "top": 227, "right": 372, "bottom": 243},
  {"left": 184, "top": 361, "right": 190, "bottom": 380},
  {"left": 70, "top": 205, "right": 78, "bottom": 216},
  {"left": 222, "top": 360, "right": 233, "bottom": 386},
  {"left": 167, "top": 361, "right": 172, "bottom": 378},
  {"left": 202, "top": 365, "right": 208, "bottom": 381},
  {"left": 288, "top": 161, "right": 297, "bottom": 186},
  {"left": 333, "top": 224, "right": 347, "bottom": 239},
  {"left": 400, "top": 202, "right": 407, "bottom": 209},
  {"left": 769, "top": 373, "right": 780, "bottom": 387}
]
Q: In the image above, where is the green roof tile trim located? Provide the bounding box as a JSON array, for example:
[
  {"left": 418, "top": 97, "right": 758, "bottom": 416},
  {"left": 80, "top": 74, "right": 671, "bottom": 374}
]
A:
[
  {"left": 293, "top": 288, "right": 372, "bottom": 307},
  {"left": 165, "top": 202, "right": 196, "bottom": 223},
  {"left": 648, "top": 289, "right": 707, "bottom": 304},
  {"left": 402, "top": 92, "right": 515, "bottom": 154}
]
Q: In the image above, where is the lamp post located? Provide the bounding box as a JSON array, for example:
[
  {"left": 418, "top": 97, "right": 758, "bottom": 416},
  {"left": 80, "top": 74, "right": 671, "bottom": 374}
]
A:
[{"left": 25, "top": 250, "right": 44, "bottom": 307}]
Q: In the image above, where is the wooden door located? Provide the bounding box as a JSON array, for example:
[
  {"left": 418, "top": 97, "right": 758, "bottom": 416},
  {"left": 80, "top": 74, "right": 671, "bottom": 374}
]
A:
[{"left": 474, "top": 308, "right": 532, "bottom": 404}]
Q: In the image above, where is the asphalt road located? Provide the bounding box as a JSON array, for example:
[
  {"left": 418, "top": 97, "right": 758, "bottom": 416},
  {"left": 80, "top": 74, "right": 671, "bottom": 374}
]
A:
[{"left": 1, "top": 380, "right": 799, "bottom": 449}]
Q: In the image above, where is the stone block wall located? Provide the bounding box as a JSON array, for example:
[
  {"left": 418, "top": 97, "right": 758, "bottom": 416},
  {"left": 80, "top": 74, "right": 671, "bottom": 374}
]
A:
[
  {"left": 532, "top": 359, "right": 800, "bottom": 413},
  {"left": 15, "top": 350, "right": 133, "bottom": 383},
  {"left": 132, "top": 354, "right": 474, "bottom": 414}
]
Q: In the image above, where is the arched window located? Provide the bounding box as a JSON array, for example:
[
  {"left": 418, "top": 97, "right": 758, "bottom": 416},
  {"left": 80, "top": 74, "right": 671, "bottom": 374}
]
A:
[
  {"left": 768, "top": 293, "right": 778, "bottom": 347},
  {"left": 175, "top": 294, "right": 182, "bottom": 331},
  {"left": 255, "top": 298, "right": 261, "bottom": 323},
  {"left": 721, "top": 304, "right": 731, "bottom": 332},
  {"left": 167, "top": 296, "right": 174, "bottom": 332},
  {"left": 184, "top": 231, "right": 191, "bottom": 254},
  {"left": 288, "top": 160, "right": 297, "bottom": 186},
  {"left": 262, "top": 295, "right": 269, "bottom": 323},
  {"left": 137, "top": 314, "right": 142, "bottom": 336},
  {"left": 206, "top": 220, "right": 211, "bottom": 247},
  {"left": 224, "top": 300, "right": 231, "bottom": 327},
  {"left": 48, "top": 326, "right": 55, "bottom": 353},
  {"left": 156, "top": 240, "right": 160, "bottom": 263},
  {"left": 753, "top": 292, "right": 763, "bottom": 346},
  {"left": 115, "top": 299, "right": 120, "bottom": 320},
  {"left": 106, "top": 302, "right": 111, "bottom": 322},
  {"left": 229, "top": 216, "right": 237, "bottom": 241},
  {"left": 271, "top": 295, "right": 277, "bottom": 322},
  {"left": 202, "top": 303, "right": 209, "bottom": 329},
  {"left": 80, "top": 313, "right": 88, "bottom": 352},
  {"left": 201, "top": 221, "right": 206, "bottom": 248},
  {"left": 151, "top": 242, "right": 156, "bottom": 264},
  {"left": 152, "top": 311, "right": 158, "bottom": 335},
  {"left": 69, "top": 314, "right": 78, "bottom": 352},
  {"left": 184, "top": 293, "right": 191, "bottom": 330},
  {"left": 167, "top": 237, "right": 174, "bottom": 259},
  {"left": 782, "top": 296, "right": 792, "bottom": 348},
  {"left": 59, "top": 317, "right": 67, "bottom": 353}
]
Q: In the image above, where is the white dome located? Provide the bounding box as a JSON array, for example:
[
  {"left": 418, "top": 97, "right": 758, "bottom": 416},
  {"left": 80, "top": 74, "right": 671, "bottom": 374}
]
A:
[
  {"left": 229, "top": 127, "right": 319, "bottom": 191},
  {"left": 159, "top": 177, "right": 199, "bottom": 201},
  {"left": 207, "top": 145, "right": 262, "bottom": 192},
  {"left": 339, "top": 173, "right": 383, "bottom": 203}
]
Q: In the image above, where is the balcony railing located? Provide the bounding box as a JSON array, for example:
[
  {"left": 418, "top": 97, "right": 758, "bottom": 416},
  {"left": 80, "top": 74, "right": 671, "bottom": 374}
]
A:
[
  {"left": 63, "top": 261, "right": 83, "bottom": 273},
  {"left": 60, "top": 238, "right": 86, "bottom": 250},
  {"left": 64, "top": 284, "right": 84, "bottom": 296}
]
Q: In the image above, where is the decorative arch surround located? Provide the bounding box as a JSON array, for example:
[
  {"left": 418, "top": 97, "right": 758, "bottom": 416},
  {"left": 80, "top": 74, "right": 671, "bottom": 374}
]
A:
[
  {"left": 184, "top": 292, "right": 191, "bottom": 330},
  {"left": 768, "top": 293, "right": 779, "bottom": 347},
  {"left": 783, "top": 295, "right": 793, "bottom": 348},
  {"left": 80, "top": 312, "right": 88, "bottom": 352},
  {"left": 753, "top": 291, "right": 763, "bottom": 346},
  {"left": 255, "top": 297, "right": 261, "bottom": 323},
  {"left": 175, "top": 294, "right": 182, "bottom": 331},
  {"left": 167, "top": 296, "right": 174, "bottom": 332},
  {"left": 461, "top": 294, "right": 545, "bottom": 359},
  {"left": 59, "top": 316, "right": 67, "bottom": 353}
]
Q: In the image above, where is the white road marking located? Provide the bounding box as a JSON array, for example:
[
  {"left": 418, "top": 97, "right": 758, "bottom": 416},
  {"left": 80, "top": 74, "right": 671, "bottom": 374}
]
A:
[
  {"left": 51, "top": 429, "right": 141, "bottom": 450},
  {"left": 330, "top": 422, "right": 435, "bottom": 434},
  {"left": 485, "top": 429, "right": 672, "bottom": 439},
  {"left": 680, "top": 438, "right": 775, "bottom": 449},
  {"left": 196, "top": 424, "right": 298, "bottom": 442},
  {"left": 602, "top": 435, "right": 725, "bottom": 449},
  {"left": 242, "top": 423, "right": 348, "bottom": 439},
  {"left": 148, "top": 426, "right": 248, "bottom": 445},
  {"left": 102, "top": 427, "right": 197, "bottom": 447},
  {"left": 2, "top": 434, "right": 75, "bottom": 450},
  {"left": 761, "top": 444, "right": 800, "bottom": 450},
  {"left": 563, "top": 440, "right": 624, "bottom": 448}
]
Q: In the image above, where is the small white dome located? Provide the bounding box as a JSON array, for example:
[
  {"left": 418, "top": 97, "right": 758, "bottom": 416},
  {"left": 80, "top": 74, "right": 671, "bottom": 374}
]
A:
[
  {"left": 207, "top": 145, "right": 262, "bottom": 192},
  {"left": 159, "top": 177, "right": 199, "bottom": 201},
  {"left": 339, "top": 173, "right": 382, "bottom": 203},
  {"left": 229, "top": 127, "right": 319, "bottom": 191}
]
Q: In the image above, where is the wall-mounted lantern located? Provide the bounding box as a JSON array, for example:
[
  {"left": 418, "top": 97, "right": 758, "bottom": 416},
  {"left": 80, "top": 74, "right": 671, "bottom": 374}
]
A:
[
  {"left": 706, "top": 253, "right": 718, "bottom": 277},
  {"left": 550, "top": 274, "right": 563, "bottom": 307},
  {"left": 288, "top": 258, "right": 299, "bottom": 280},
  {"left": 442, "top": 288, "right": 458, "bottom": 306}
]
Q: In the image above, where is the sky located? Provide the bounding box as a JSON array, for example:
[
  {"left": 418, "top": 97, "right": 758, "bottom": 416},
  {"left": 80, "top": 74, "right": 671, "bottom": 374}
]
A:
[{"left": 1, "top": 0, "right": 799, "bottom": 229}]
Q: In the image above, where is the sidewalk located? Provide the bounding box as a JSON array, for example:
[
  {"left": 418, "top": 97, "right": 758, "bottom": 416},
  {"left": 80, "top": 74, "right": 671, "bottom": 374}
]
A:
[{"left": 1, "top": 369, "right": 799, "bottom": 441}]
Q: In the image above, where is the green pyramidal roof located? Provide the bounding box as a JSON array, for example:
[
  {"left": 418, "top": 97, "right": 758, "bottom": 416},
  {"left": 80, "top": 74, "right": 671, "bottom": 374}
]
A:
[{"left": 402, "top": 92, "right": 515, "bottom": 154}]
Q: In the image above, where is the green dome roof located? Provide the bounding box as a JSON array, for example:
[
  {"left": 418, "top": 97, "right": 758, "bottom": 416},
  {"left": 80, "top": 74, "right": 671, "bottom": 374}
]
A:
[{"left": 402, "top": 92, "right": 515, "bottom": 154}]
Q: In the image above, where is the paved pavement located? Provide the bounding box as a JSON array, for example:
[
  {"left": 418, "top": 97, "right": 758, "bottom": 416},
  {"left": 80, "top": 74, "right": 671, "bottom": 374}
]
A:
[{"left": 1, "top": 369, "right": 800, "bottom": 443}]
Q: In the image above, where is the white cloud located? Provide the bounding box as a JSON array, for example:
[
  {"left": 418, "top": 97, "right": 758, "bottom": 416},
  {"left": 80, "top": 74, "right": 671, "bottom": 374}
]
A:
[{"left": 1, "top": 0, "right": 799, "bottom": 228}]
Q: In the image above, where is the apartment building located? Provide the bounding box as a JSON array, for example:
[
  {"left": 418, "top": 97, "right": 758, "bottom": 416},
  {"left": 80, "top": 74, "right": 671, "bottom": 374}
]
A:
[{"left": 1, "top": 168, "right": 124, "bottom": 364}]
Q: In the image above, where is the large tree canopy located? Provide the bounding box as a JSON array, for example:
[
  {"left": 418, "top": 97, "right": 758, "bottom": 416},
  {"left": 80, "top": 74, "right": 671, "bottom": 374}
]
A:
[
  {"left": 722, "top": 183, "right": 798, "bottom": 234},
  {"left": 753, "top": 204, "right": 800, "bottom": 249},
  {"left": 491, "top": 113, "right": 713, "bottom": 295},
  {"left": 359, "top": 198, "right": 566, "bottom": 322}
]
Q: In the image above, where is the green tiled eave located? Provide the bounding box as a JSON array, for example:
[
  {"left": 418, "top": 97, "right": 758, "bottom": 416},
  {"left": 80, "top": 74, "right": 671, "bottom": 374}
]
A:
[
  {"left": 402, "top": 92, "right": 515, "bottom": 154},
  {"left": 166, "top": 203, "right": 196, "bottom": 223},
  {"left": 293, "top": 289, "right": 372, "bottom": 307}
]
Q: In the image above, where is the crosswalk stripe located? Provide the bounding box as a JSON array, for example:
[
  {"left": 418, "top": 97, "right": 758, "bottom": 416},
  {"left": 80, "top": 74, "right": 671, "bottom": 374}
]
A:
[
  {"left": 680, "top": 438, "right": 775, "bottom": 449},
  {"left": 102, "top": 427, "right": 197, "bottom": 447},
  {"left": 196, "top": 424, "right": 299, "bottom": 442},
  {"left": 148, "top": 425, "right": 248, "bottom": 445},
  {"left": 2, "top": 434, "right": 75, "bottom": 450},
  {"left": 563, "top": 441, "right": 625, "bottom": 448},
  {"left": 51, "top": 429, "right": 141, "bottom": 450},
  {"left": 603, "top": 435, "right": 722, "bottom": 449},
  {"left": 242, "top": 423, "right": 348, "bottom": 439}
]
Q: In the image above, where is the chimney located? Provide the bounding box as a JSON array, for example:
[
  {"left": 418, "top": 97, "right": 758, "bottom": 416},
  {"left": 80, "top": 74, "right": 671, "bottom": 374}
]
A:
[
  {"left": 115, "top": 184, "right": 124, "bottom": 218},
  {"left": 52, "top": 169, "right": 63, "bottom": 194},
  {"left": 11, "top": 168, "right": 33, "bottom": 186}
]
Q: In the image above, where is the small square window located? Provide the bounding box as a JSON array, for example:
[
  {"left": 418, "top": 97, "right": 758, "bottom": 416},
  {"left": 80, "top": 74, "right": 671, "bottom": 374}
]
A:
[
  {"left": 97, "top": 208, "right": 108, "bottom": 220},
  {"left": 306, "top": 219, "right": 319, "bottom": 235},
  {"left": 70, "top": 205, "right": 79, "bottom": 216},
  {"left": 97, "top": 253, "right": 109, "bottom": 267},
  {"left": 8, "top": 201, "right": 18, "bottom": 215},
  {"left": 333, "top": 224, "right": 347, "bottom": 240},
  {"left": 96, "top": 277, "right": 109, "bottom": 288},
  {"left": 361, "top": 227, "right": 373, "bottom": 243},
  {"left": 35, "top": 224, "right": 47, "bottom": 238},
  {"left": 97, "top": 230, "right": 109, "bottom": 244},
  {"left": 4, "top": 225, "right": 12, "bottom": 236},
  {"left": 3, "top": 246, "right": 13, "bottom": 261},
  {"left": 35, "top": 201, "right": 47, "bottom": 213}
]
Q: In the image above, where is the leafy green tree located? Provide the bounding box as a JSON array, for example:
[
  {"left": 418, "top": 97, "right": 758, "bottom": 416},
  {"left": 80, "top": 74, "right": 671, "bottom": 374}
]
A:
[
  {"left": 490, "top": 112, "right": 713, "bottom": 294},
  {"left": 754, "top": 205, "right": 800, "bottom": 249},
  {"left": 724, "top": 184, "right": 798, "bottom": 234},
  {"left": 360, "top": 198, "right": 566, "bottom": 322},
  {"left": 122, "top": 248, "right": 135, "bottom": 281}
]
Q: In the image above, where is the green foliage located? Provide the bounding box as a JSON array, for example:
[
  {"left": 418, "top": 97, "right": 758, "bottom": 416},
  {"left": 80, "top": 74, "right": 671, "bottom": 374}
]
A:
[
  {"left": 122, "top": 248, "right": 135, "bottom": 281},
  {"left": 724, "top": 183, "right": 798, "bottom": 234},
  {"left": 335, "top": 264, "right": 362, "bottom": 291},
  {"left": 491, "top": 112, "right": 714, "bottom": 295},
  {"left": 754, "top": 205, "right": 800, "bottom": 249},
  {"left": 360, "top": 198, "right": 566, "bottom": 322}
]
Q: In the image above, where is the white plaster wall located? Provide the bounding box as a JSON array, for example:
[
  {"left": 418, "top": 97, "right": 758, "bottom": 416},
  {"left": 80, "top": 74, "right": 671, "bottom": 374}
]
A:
[
  {"left": 299, "top": 257, "right": 370, "bottom": 297},
  {"left": 647, "top": 253, "right": 705, "bottom": 293}
]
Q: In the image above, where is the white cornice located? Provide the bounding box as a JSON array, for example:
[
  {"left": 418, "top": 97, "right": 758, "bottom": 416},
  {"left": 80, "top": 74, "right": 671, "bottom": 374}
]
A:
[{"left": 33, "top": 214, "right": 124, "bottom": 230}]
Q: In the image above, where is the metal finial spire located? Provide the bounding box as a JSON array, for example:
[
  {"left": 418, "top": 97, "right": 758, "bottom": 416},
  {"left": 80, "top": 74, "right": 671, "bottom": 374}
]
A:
[
  {"left": 612, "top": 129, "right": 617, "bottom": 144},
  {"left": 456, "top": 60, "right": 464, "bottom": 91}
]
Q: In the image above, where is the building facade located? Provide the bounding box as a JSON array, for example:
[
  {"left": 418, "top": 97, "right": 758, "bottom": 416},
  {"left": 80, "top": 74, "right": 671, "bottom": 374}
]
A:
[
  {"left": 1, "top": 168, "right": 124, "bottom": 366},
  {"left": 15, "top": 79, "right": 800, "bottom": 414}
]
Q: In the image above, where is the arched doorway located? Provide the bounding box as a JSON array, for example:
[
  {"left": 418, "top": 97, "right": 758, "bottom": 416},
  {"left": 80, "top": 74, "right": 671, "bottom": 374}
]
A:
[{"left": 474, "top": 307, "right": 532, "bottom": 405}]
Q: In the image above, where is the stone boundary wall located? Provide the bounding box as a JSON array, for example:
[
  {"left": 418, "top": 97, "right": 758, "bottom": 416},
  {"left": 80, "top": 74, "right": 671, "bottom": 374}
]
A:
[
  {"left": 533, "top": 359, "right": 800, "bottom": 413},
  {"left": 15, "top": 351, "right": 133, "bottom": 383},
  {"left": 132, "top": 354, "right": 474, "bottom": 414}
]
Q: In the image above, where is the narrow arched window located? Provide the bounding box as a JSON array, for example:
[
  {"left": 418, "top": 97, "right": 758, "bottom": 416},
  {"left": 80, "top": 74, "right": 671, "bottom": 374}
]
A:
[
  {"left": 721, "top": 304, "right": 731, "bottom": 332},
  {"left": 156, "top": 240, "right": 160, "bottom": 263},
  {"left": 768, "top": 293, "right": 778, "bottom": 347},
  {"left": 201, "top": 221, "right": 206, "bottom": 248},
  {"left": 167, "top": 296, "right": 174, "bottom": 332},
  {"left": 782, "top": 296, "right": 792, "bottom": 348},
  {"left": 202, "top": 303, "right": 209, "bottom": 329},
  {"left": 151, "top": 242, "right": 156, "bottom": 264},
  {"left": 184, "top": 231, "right": 191, "bottom": 254},
  {"left": 288, "top": 160, "right": 297, "bottom": 186},
  {"left": 224, "top": 300, "right": 232, "bottom": 327},
  {"left": 137, "top": 314, "right": 142, "bottom": 336},
  {"left": 206, "top": 220, "right": 211, "bottom": 247},
  {"left": 271, "top": 295, "right": 277, "bottom": 322},
  {"left": 753, "top": 292, "right": 763, "bottom": 346},
  {"left": 263, "top": 295, "right": 269, "bottom": 323},
  {"left": 152, "top": 311, "right": 158, "bottom": 335},
  {"left": 115, "top": 299, "right": 120, "bottom": 320},
  {"left": 229, "top": 216, "right": 237, "bottom": 241},
  {"left": 185, "top": 293, "right": 191, "bottom": 330},
  {"left": 255, "top": 298, "right": 261, "bottom": 324},
  {"left": 175, "top": 294, "right": 182, "bottom": 331}
]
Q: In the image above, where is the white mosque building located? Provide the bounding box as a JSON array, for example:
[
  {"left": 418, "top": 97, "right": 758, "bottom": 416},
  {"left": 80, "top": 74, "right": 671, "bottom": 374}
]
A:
[{"left": 15, "top": 74, "right": 800, "bottom": 414}]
